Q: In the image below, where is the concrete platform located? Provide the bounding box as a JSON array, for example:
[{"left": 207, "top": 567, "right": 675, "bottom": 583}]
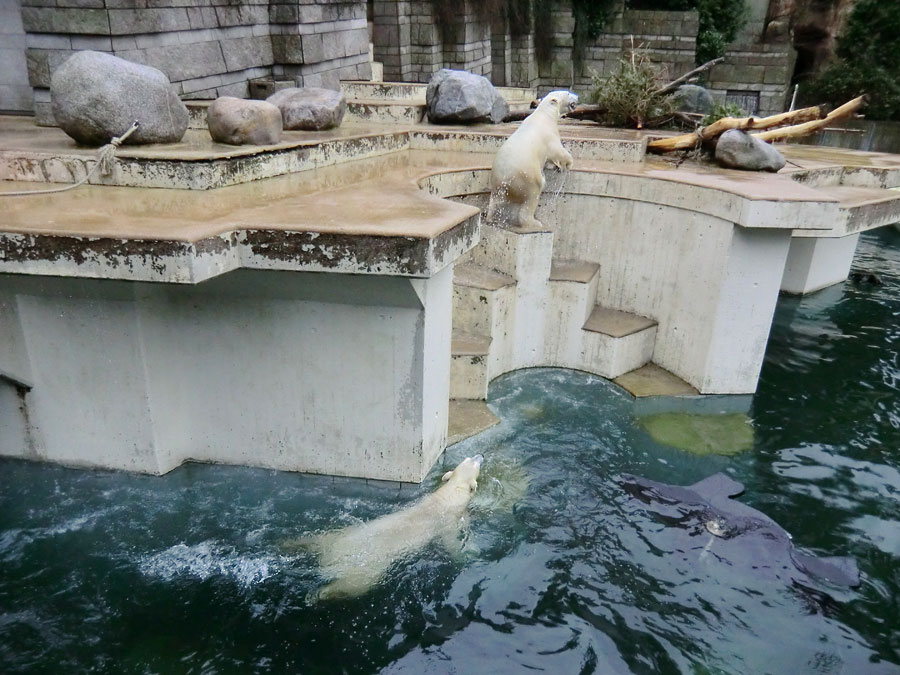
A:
[{"left": 3, "top": 109, "right": 900, "bottom": 479}]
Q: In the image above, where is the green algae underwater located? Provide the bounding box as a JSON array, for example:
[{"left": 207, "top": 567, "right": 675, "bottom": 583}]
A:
[{"left": 1, "top": 228, "right": 898, "bottom": 674}]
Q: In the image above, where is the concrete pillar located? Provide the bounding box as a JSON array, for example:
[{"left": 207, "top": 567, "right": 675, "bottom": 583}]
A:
[
  {"left": 491, "top": 14, "right": 512, "bottom": 86},
  {"left": 373, "top": 0, "right": 413, "bottom": 82},
  {"left": 0, "top": 268, "right": 454, "bottom": 482},
  {"left": 698, "top": 228, "right": 793, "bottom": 393},
  {"left": 780, "top": 234, "right": 860, "bottom": 295}
]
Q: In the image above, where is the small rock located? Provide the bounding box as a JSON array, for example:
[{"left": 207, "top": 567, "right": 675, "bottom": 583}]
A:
[
  {"left": 426, "top": 69, "right": 509, "bottom": 124},
  {"left": 50, "top": 50, "right": 188, "bottom": 146},
  {"left": 266, "top": 87, "right": 346, "bottom": 131},
  {"left": 671, "top": 84, "right": 714, "bottom": 115},
  {"left": 207, "top": 97, "right": 283, "bottom": 146},
  {"left": 715, "top": 129, "right": 786, "bottom": 172}
]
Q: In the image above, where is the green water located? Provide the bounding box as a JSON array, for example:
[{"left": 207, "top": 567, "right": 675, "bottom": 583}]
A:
[{"left": 1, "top": 229, "right": 898, "bottom": 674}]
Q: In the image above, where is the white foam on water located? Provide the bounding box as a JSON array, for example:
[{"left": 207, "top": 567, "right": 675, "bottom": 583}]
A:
[{"left": 138, "top": 541, "right": 284, "bottom": 588}]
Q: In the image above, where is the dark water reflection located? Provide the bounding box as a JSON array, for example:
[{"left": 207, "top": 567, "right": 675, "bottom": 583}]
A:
[{"left": 1, "top": 229, "right": 898, "bottom": 674}]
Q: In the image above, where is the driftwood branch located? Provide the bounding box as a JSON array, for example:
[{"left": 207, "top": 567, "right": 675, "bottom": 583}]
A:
[
  {"left": 654, "top": 57, "right": 725, "bottom": 97},
  {"left": 564, "top": 104, "right": 608, "bottom": 122},
  {"left": 646, "top": 103, "right": 828, "bottom": 153},
  {"left": 751, "top": 95, "right": 867, "bottom": 143}
]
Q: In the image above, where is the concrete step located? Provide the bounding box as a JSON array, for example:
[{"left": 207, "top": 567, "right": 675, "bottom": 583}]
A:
[
  {"left": 545, "top": 259, "right": 602, "bottom": 369},
  {"left": 452, "top": 264, "right": 514, "bottom": 336},
  {"left": 341, "top": 81, "right": 537, "bottom": 105},
  {"left": 581, "top": 305, "right": 657, "bottom": 379},
  {"left": 345, "top": 100, "right": 426, "bottom": 124},
  {"left": 450, "top": 330, "right": 491, "bottom": 400},
  {"left": 447, "top": 399, "right": 500, "bottom": 446},
  {"left": 614, "top": 363, "right": 699, "bottom": 398}
]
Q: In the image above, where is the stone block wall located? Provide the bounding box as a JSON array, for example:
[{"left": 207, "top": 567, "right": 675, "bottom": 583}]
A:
[
  {"left": 18, "top": 0, "right": 370, "bottom": 124},
  {"left": 270, "top": 0, "right": 371, "bottom": 90},
  {"left": 376, "top": 0, "right": 490, "bottom": 85},
  {"left": 539, "top": 6, "right": 698, "bottom": 95},
  {"left": 707, "top": 42, "right": 795, "bottom": 116},
  {"left": 1, "top": 0, "right": 33, "bottom": 113}
]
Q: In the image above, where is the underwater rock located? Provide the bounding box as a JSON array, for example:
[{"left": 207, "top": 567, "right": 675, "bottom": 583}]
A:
[
  {"left": 50, "top": 50, "right": 188, "bottom": 146},
  {"left": 638, "top": 412, "right": 754, "bottom": 456},
  {"left": 620, "top": 472, "right": 860, "bottom": 589},
  {"left": 266, "top": 87, "right": 346, "bottom": 131},
  {"left": 715, "top": 129, "right": 786, "bottom": 172},
  {"left": 426, "top": 69, "right": 509, "bottom": 124},
  {"left": 671, "top": 84, "right": 714, "bottom": 115},
  {"left": 207, "top": 97, "right": 283, "bottom": 146}
]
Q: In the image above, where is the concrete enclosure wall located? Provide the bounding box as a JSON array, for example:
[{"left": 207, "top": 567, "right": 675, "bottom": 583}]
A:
[{"left": 0, "top": 268, "right": 452, "bottom": 482}]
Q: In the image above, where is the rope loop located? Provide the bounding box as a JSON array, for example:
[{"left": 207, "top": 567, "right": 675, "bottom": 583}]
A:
[{"left": 1, "top": 120, "right": 140, "bottom": 197}]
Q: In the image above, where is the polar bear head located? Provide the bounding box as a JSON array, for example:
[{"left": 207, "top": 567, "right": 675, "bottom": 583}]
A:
[
  {"left": 441, "top": 454, "right": 484, "bottom": 495},
  {"left": 538, "top": 90, "right": 579, "bottom": 118}
]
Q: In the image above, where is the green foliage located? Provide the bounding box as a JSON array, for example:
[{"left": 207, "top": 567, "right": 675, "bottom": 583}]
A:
[
  {"left": 626, "top": 0, "right": 748, "bottom": 65},
  {"left": 694, "top": 0, "right": 747, "bottom": 64},
  {"left": 803, "top": 0, "right": 900, "bottom": 121},
  {"left": 590, "top": 49, "right": 673, "bottom": 127},
  {"left": 700, "top": 101, "right": 745, "bottom": 125}
]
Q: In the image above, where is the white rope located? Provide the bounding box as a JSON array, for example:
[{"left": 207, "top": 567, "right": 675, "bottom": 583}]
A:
[{"left": 0, "top": 121, "right": 140, "bottom": 197}]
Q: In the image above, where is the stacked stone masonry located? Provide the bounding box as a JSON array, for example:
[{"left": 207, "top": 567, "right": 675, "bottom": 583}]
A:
[
  {"left": 368, "top": 0, "right": 793, "bottom": 115},
  {"left": 20, "top": 0, "right": 371, "bottom": 125}
]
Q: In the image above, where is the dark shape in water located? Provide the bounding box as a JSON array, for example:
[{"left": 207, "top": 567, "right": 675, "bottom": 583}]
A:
[
  {"left": 620, "top": 472, "right": 860, "bottom": 589},
  {"left": 848, "top": 270, "right": 884, "bottom": 286}
]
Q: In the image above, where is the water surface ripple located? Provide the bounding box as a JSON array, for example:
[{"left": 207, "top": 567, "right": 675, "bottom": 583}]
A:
[{"left": 1, "top": 230, "right": 898, "bottom": 674}]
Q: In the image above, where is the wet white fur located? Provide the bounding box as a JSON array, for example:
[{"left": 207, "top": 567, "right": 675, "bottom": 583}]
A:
[
  {"left": 293, "top": 455, "right": 483, "bottom": 600},
  {"left": 486, "top": 90, "right": 578, "bottom": 229}
]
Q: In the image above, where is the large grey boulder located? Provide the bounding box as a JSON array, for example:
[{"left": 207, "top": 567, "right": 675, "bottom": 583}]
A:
[
  {"left": 266, "top": 87, "right": 346, "bottom": 131},
  {"left": 715, "top": 129, "right": 786, "bottom": 172},
  {"left": 426, "top": 69, "right": 509, "bottom": 124},
  {"left": 50, "top": 50, "right": 188, "bottom": 146},
  {"left": 207, "top": 97, "right": 283, "bottom": 146},
  {"left": 671, "top": 84, "right": 715, "bottom": 115}
]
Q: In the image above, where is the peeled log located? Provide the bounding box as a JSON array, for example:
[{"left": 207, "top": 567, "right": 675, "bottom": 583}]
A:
[
  {"left": 752, "top": 95, "right": 867, "bottom": 143},
  {"left": 647, "top": 104, "right": 826, "bottom": 153}
]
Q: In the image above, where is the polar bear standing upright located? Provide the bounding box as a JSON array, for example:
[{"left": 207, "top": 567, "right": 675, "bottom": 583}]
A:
[{"left": 486, "top": 90, "right": 578, "bottom": 229}]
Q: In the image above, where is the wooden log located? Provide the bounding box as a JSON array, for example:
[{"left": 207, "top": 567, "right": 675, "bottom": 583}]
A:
[
  {"left": 646, "top": 104, "right": 826, "bottom": 153},
  {"left": 564, "top": 104, "right": 608, "bottom": 122},
  {"left": 653, "top": 57, "right": 725, "bottom": 97},
  {"left": 752, "top": 95, "right": 867, "bottom": 143}
]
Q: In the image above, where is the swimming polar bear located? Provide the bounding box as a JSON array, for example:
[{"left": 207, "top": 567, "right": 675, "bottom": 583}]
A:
[
  {"left": 486, "top": 90, "right": 578, "bottom": 229},
  {"left": 288, "top": 454, "right": 484, "bottom": 600}
]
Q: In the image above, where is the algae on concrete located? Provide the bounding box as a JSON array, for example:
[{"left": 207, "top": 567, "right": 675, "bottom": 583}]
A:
[{"left": 638, "top": 412, "right": 754, "bottom": 456}]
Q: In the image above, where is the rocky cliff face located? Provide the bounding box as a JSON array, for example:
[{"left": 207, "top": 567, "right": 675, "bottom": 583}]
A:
[{"left": 765, "top": 0, "right": 857, "bottom": 79}]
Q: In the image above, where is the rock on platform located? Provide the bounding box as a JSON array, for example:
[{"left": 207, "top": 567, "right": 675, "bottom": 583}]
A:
[
  {"left": 50, "top": 50, "right": 189, "bottom": 146},
  {"left": 266, "top": 87, "right": 346, "bottom": 131},
  {"left": 426, "top": 69, "right": 508, "bottom": 124},
  {"left": 715, "top": 129, "right": 786, "bottom": 172},
  {"left": 207, "top": 97, "right": 282, "bottom": 146}
]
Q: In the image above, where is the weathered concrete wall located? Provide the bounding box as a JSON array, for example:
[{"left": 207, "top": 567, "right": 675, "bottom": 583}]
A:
[
  {"left": 19, "top": 0, "right": 370, "bottom": 124},
  {"left": 0, "top": 267, "right": 452, "bottom": 482}
]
